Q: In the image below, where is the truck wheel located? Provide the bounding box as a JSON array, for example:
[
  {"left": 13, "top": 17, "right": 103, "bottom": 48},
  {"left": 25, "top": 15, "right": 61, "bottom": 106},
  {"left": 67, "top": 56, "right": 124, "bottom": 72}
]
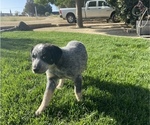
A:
[
  {"left": 66, "top": 14, "right": 76, "bottom": 23},
  {"left": 111, "top": 13, "right": 120, "bottom": 23}
]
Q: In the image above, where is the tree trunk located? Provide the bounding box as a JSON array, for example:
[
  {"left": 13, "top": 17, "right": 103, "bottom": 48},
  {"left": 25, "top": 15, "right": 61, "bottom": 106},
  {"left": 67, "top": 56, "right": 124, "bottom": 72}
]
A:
[{"left": 75, "top": 0, "right": 83, "bottom": 28}]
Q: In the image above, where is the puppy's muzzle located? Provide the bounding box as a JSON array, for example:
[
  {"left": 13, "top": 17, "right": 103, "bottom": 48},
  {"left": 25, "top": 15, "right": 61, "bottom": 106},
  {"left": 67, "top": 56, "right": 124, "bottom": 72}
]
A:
[
  {"left": 32, "top": 63, "right": 42, "bottom": 73},
  {"left": 33, "top": 68, "right": 40, "bottom": 73},
  {"left": 32, "top": 63, "right": 47, "bottom": 74}
]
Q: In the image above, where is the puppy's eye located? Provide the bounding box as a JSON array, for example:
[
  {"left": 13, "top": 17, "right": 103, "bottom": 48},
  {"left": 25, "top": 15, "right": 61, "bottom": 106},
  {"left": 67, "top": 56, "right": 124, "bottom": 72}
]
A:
[{"left": 32, "top": 54, "right": 36, "bottom": 58}]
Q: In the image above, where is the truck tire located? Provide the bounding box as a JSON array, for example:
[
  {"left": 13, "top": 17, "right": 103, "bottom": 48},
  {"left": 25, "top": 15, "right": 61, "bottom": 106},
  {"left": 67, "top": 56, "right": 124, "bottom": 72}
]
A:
[
  {"left": 66, "top": 13, "right": 76, "bottom": 23},
  {"left": 111, "top": 12, "right": 120, "bottom": 23}
]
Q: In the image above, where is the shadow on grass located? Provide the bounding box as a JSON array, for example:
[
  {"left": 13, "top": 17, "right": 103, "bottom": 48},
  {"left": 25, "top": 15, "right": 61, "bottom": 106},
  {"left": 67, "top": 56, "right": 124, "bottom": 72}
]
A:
[
  {"left": 1, "top": 38, "right": 55, "bottom": 59},
  {"left": 1, "top": 38, "right": 54, "bottom": 51},
  {"left": 1, "top": 38, "right": 32, "bottom": 59},
  {"left": 83, "top": 76, "right": 149, "bottom": 124},
  {"left": 45, "top": 76, "right": 149, "bottom": 125},
  {"left": 1, "top": 38, "right": 34, "bottom": 51}
]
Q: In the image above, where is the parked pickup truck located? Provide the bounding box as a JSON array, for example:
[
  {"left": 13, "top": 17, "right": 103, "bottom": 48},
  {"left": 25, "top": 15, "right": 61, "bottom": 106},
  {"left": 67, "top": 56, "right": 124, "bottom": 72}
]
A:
[{"left": 59, "top": 0, "right": 117, "bottom": 23}]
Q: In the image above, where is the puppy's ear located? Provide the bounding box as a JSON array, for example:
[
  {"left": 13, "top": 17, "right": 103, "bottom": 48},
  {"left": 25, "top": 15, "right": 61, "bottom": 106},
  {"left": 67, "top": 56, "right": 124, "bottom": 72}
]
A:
[{"left": 45, "top": 45, "right": 62, "bottom": 65}]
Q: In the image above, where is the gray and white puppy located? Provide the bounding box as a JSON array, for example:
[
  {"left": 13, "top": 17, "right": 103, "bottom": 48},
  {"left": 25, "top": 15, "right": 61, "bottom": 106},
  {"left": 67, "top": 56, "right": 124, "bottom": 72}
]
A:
[{"left": 31, "top": 41, "right": 88, "bottom": 115}]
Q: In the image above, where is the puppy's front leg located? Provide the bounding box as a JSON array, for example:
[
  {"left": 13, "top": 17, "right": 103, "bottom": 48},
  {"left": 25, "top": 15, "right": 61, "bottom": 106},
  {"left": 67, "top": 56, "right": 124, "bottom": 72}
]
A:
[{"left": 35, "top": 78, "right": 57, "bottom": 116}]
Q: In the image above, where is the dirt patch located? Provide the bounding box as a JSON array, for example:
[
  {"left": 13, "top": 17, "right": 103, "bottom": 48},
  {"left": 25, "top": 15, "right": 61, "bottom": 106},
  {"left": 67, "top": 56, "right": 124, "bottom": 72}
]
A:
[
  {"left": 1, "top": 16, "right": 66, "bottom": 27},
  {"left": 1, "top": 16, "right": 138, "bottom": 38},
  {"left": 34, "top": 22, "right": 138, "bottom": 38}
]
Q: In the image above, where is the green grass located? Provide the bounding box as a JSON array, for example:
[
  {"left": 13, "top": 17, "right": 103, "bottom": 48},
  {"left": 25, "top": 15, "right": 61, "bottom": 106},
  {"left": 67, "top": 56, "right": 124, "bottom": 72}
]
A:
[{"left": 1, "top": 31, "right": 150, "bottom": 125}]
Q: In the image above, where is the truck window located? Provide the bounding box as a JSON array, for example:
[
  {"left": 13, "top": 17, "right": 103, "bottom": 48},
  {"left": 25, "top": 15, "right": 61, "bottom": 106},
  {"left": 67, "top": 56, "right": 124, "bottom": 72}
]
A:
[
  {"left": 98, "top": 1, "right": 109, "bottom": 6},
  {"left": 88, "top": 1, "right": 96, "bottom": 7}
]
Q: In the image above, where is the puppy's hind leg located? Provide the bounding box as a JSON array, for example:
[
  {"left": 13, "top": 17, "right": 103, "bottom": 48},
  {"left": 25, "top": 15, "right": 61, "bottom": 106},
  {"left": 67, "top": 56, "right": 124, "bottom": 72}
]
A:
[
  {"left": 56, "top": 79, "right": 64, "bottom": 89},
  {"left": 35, "top": 78, "right": 57, "bottom": 116},
  {"left": 74, "top": 75, "right": 82, "bottom": 101}
]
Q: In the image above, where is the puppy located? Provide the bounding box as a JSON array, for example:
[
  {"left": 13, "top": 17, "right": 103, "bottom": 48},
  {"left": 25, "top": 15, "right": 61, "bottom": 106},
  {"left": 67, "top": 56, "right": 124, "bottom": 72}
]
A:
[{"left": 31, "top": 40, "right": 88, "bottom": 115}]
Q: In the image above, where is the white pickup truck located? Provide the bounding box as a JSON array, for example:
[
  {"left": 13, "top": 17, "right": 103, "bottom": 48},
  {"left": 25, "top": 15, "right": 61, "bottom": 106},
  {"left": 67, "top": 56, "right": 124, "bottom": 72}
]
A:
[{"left": 59, "top": 0, "right": 117, "bottom": 23}]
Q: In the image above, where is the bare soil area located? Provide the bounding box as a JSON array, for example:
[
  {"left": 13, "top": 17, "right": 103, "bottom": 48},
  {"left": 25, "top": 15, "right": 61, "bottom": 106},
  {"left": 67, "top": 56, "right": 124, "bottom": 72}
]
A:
[
  {"left": 1, "top": 16, "right": 66, "bottom": 26},
  {"left": 34, "top": 23, "right": 138, "bottom": 37},
  {"left": 1, "top": 16, "right": 138, "bottom": 37}
]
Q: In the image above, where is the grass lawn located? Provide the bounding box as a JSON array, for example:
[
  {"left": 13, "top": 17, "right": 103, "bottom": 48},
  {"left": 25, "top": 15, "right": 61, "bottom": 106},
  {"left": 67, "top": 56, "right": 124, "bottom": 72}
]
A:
[{"left": 1, "top": 31, "right": 150, "bottom": 125}]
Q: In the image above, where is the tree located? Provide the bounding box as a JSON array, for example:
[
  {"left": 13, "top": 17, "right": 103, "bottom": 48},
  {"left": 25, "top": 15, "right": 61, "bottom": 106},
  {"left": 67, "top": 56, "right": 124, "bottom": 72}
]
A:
[
  {"left": 35, "top": 0, "right": 76, "bottom": 7},
  {"left": 14, "top": 11, "right": 19, "bottom": 16},
  {"left": 24, "top": 1, "right": 52, "bottom": 16},
  {"left": 37, "top": 4, "right": 52, "bottom": 15},
  {"left": 24, "top": 2, "right": 35, "bottom": 16},
  {"left": 75, "top": 0, "right": 83, "bottom": 28},
  {"left": 27, "top": 0, "right": 34, "bottom": 3},
  {"left": 54, "top": 0, "right": 75, "bottom": 8},
  {"left": 34, "top": 0, "right": 49, "bottom": 5}
]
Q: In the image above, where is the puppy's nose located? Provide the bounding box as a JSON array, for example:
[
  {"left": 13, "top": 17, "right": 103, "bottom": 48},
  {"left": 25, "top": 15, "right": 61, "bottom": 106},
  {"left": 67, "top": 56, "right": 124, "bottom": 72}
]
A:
[{"left": 33, "top": 68, "right": 39, "bottom": 73}]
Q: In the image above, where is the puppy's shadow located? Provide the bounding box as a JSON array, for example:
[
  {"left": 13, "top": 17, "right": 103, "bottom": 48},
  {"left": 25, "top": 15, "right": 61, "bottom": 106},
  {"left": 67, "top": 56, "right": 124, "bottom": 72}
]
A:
[{"left": 46, "top": 75, "right": 149, "bottom": 124}]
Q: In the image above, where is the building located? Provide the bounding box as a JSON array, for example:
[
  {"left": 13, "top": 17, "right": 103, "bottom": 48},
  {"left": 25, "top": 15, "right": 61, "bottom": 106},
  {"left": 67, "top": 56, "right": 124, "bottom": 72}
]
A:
[{"left": 0, "top": 10, "right": 13, "bottom": 16}]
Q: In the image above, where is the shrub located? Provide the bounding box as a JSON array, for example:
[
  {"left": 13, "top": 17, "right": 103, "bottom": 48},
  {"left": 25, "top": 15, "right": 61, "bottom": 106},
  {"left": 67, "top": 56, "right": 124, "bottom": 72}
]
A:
[
  {"left": 45, "top": 12, "right": 50, "bottom": 16},
  {"left": 107, "top": 0, "right": 149, "bottom": 26}
]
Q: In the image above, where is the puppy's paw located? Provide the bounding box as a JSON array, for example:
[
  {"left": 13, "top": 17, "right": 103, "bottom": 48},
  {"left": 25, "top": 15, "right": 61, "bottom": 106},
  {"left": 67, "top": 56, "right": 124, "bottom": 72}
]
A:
[
  {"left": 35, "top": 106, "right": 45, "bottom": 116},
  {"left": 75, "top": 93, "right": 82, "bottom": 102},
  {"left": 56, "top": 79, "right": 64, "bottom": 89},
  {"left": 35, "top": 109, "right": 42, "bottom": 116}
]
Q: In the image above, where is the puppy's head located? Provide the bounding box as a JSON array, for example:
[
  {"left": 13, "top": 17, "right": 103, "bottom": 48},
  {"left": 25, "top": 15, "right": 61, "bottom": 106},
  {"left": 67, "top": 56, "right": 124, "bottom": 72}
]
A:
[{"left": 31, "top": 43, "right": 62, "bottom": 74}]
